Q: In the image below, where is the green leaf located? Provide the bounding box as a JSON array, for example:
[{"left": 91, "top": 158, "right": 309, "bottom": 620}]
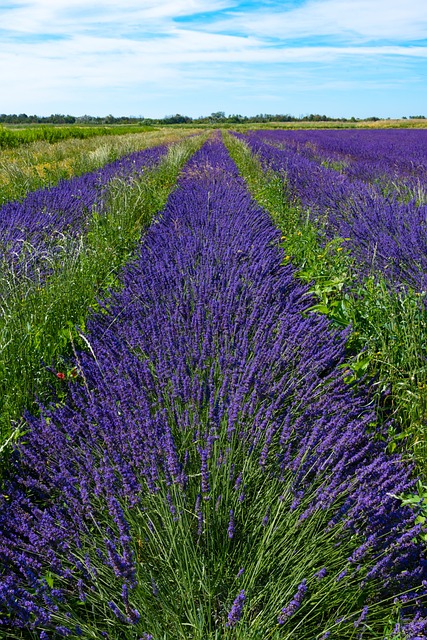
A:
[{"left": 45, "top": 571, "right": 54, "bottom": 588}]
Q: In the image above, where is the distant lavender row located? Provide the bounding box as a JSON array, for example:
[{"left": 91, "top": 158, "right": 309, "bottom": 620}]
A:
[
  {"left": 252, "top": 129, "right": 427, "bottom": 198},
  {"left": 0, "top": 144, "right": 167, "bottom": 276},
  {"left": 1, "top": 137, "right": 426, "bottom": 635},
  {"left": 237, "top": 130, "right": 427, "bottom": 291}
]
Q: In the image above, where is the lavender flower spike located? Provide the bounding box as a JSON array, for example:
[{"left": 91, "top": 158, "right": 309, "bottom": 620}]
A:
[
  {"left": 226, "top": 590, "right": 246, "bottom": 627},
  {"left": 278, "top": 579, "right": 308, "bottom": 624}
]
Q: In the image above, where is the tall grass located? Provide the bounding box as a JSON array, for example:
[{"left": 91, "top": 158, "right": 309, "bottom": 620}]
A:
[
  {"left": 223, "top": 130, "right": 427, "bottom": 475},
  {"left": 0, "top": 134, "right": 206, "bottom": 467},
  {"left": 0, "top": 128, "right": 205, "bottom": 206}
]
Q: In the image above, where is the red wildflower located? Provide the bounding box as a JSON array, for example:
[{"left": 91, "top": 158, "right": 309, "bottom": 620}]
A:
[{"left": 56, "top": 372, "right": 66, "bottom": 380}]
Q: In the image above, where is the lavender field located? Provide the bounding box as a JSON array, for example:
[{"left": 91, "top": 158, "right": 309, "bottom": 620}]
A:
[
  {"left": 0, "top": 145, "right": 166, "bottom": 281},
  {"left": 235, "top": 129, "right": 427, "bottom": 292},
  {"left": 1, "top": 131, "right": 427, "bottom": 639}
]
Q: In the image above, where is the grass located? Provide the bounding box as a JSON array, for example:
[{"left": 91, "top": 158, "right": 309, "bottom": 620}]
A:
[
  {"left": 0, "top": 133, "right": 207, "bottom": 470},
  {"left": 0, "top": 124, "right": 158, "bottom": 150},
  {"left": 0, "top": 127, "right": 205, "bottom": 206},
  {"left": 223, "top": 130, "right": 427, "bottom": 476}
]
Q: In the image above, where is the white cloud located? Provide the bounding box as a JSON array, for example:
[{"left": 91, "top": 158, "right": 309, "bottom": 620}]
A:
[
  {"left": 0, "top": 0, "right": 234, "bottom": 35},
  {"left": 0, "top": 0, "right": 426, "bottom": 116},
  {"left": 210, "top": 0, "right": 427, "bottom": 42}
]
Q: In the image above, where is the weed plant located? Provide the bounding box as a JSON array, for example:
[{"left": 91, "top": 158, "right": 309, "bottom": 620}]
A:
[
  {"left": 0, "top": 134, "right": 206, "bottom": 469},
  {"left": 223, "top": 131, "right": 427, "bottom": 475}
]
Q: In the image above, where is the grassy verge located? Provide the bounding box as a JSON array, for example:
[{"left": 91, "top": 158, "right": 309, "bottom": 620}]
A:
[
  {"left": 223, "top": 131, "right": 427, "bottom": 479},
  {"left": 0, "top": 133, "right": 207, "bottom": 467},
  {"left": 0, "top": 127, "right": 205, "bottom": 206}
]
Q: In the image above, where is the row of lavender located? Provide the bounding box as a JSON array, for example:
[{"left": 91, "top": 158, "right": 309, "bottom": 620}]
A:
[
  {"left": 236, "top": 130, "right": 427, "bottom": 292},
  {"left": 1, "top": 137, "right": 426, "bottom": 637},
  {"left": 0, "top": 144, "right": 167, "bottom": 280},
  {"left": 255, "top": 129, "right": 427, "bottom": 200}
]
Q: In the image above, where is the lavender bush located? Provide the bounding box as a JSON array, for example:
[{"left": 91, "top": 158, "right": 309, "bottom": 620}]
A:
[{"left": 0, "top": 137, "right": 426, "bottom": 638}]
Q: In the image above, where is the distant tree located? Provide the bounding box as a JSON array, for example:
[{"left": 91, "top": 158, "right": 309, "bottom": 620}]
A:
[
  {"left": 163, "top": 114, "right": 193, "bottom": 124},
  {"left": 210, "top": 111, "right": 226, "bottom": 122},
  {"left": 227, "top": 114, "right": 246, "bottom": 123}
]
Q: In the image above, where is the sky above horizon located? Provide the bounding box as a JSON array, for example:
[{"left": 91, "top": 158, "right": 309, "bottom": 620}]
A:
[{"left": 1, "top": 0, "right": 426, "bottom": 119}]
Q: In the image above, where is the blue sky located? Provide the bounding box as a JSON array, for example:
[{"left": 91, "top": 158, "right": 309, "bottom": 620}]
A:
[{"left": 1, "top": 0, "right": 426, "bottom": 118}]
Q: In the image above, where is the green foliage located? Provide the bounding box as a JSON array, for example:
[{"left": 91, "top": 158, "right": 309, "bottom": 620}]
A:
[{"left": 0, "top": 124, "right": 156, "bottom": 150}]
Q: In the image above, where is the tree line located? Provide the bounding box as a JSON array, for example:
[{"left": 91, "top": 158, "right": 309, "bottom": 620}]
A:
[{"left": 1, "top": 112, "right": 425, "bottom": 126}]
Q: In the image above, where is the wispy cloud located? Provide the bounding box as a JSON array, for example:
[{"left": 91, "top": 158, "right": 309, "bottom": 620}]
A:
[
  {"left": 0, "top": 0, "right": 426, "bottom": 117},
  {"left": 202, "top": 0, "right": 427, "bottom": 42}
]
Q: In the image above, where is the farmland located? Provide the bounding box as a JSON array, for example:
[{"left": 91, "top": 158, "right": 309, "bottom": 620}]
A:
[
  {"left": 0, "top": 127, "right": 204, "bottom": 206},
  {"left": 0, "top": 127, "right": 427, "bottom": 638}
]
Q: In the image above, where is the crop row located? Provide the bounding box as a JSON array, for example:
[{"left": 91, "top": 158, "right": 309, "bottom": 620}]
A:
[
  {"left": 0, "top": 134, "right": 205, "bottom": 452},
  {"left": 249, "top": 129, "right": 427, "bottom": 200},
  {"left": 235, "top": 130, "right": 427, "bottom": 293},
  {"left": 0, "top": 145, "right": 166, "bottom": 282},
  {"left": 0, "top": 135, "right": 426, "bottom": 638},
  {"left": 225, "top": 130, "right": 427, "bottom": 472},
  {"left": 0, "top": 125, "right": 157, "bottom": 151}
]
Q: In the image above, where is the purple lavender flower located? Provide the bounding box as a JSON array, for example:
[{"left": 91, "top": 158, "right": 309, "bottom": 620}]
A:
[
  {"left": 262, "top": 508, "right": 270, "bottom": 527},
  {"left": 199, "top": 447, "right": 210, "bottom": 495},
  {"left": 55, "top": 627, "right": 72, "bottom": 637},
  {"left": 234, "top": 473, "right": 243, "bottom": 490},
  {"left": 108, "top": 601, "right": 128, "bottom": 623},
  {"left": 227, "top": 509, "right": 235, "bottom": 539},
  {"left": 315, "top": 567, "right": 327, "bottom": 580},
  {"left": 278, "top": 580, "right": 308, "bottom": 624},
  {"left": 354, "top": 605, "right": 369, "bottom": 628},
  {"left": 226, "top": 589, "right": 246, "bottom": 627}
]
